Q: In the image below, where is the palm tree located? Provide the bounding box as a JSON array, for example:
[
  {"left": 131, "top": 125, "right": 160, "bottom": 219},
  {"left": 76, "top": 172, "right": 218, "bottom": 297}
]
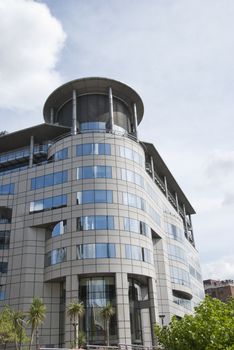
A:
[
  {"left": 28, "top": 297, "right": 46, "bottom": 350},
  {"left": 67, "top": 301, "right": 84, "bottom": 349},
  {"left": 100, "top": 303, "right": 115, "bottom": 346},
  {"left": 11, "top": 310, "right": 27, "bottom": 350}
]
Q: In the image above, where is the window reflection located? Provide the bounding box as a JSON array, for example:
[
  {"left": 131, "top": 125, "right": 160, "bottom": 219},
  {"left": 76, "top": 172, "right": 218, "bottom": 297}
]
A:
[
  {"left": 77, "top": 190, "right": 113, "bottom": 204},
  {"left": 77, "top": 216, "right": 114, "bottom": 231},
  {"left": 166, "top": 223, "right": 183, "bottom": 242},
  {"left": 167, "top": 243, "right": 187, "bottom": 263},
  {"left": 125, "top": 245, "right": 153, "bottom": 264},
  {"left": 124, "top": 218, "right": 151, "bottom": 238},
  {"left": 123, "top": 193, "right": 145, "bottom": 210},
  {"left": 77, "top": 244, "right": 116, "bottom": 259},
  {"left": 51, "top": 220, "right": 67, "bottom": 237},
  {"left": 79, "top": 276, "right": 117, "bottom": 345},
  {"left": 80, "top": 122, "right": 106, "bottom": 132},
  {"left": 121, "top": 169, "right": 144, "bottom": 188},
  {"left": 31, "top": 170, "right": 68, "bottom": 190},
  {"left": 0, "top": 183, "right": 14, "bottom": 195},
  {"left": 119, "top": 146, "right": 144, "bottom": 166},
  {"left": 77, "top": 143, "right": 111, "bottom": 156},
  {"left": 170, "top": 266, "right": 190, "bottom": 287},
  {"left": 45, "top": 248, "right": 67, "bottom": 267},
  {"left": 77, "top": 166, "right": 112, "bottom": 180},
  {"left": 30, "top": 194, "right": 67, "bottom": 213}
]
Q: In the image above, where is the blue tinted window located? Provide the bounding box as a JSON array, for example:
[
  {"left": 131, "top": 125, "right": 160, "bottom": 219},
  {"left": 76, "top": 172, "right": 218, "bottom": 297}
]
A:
[
  {"left": 53, "top": 148, "right": 68, "bottom": 161},
  {"left": 80, "top": 121, "right": 106, "bottom": 131},
  {"left": 51, "top": 220, "right": 67, "bottom": 237},
  {"left": 77, "top": 166, "right": 112, "bottom": 180},
  {"left": 45, "top": 248, "right": 67, "bottom": 267},
  {"left": 167, "top": 223, "right": 183, "bottom": 242},
  {"left": 30, "top": 194, "right": 67, "bottom": 213},
  {"left": 125, "top": 245, "right": 153, "bottom": 264},
  {"left": 124, "top": 218, "right": 151, "bottom": 238},
  {"left": 77, "top": 190, "right": 113, "bottom": 204},
  {"left": 0, "top": 183, "right": 14, "bottom": 195},
  {"left": 77, "top": 215, "right": 114, "bottom": 231},
  {"left": 77, "top": 244, "right": 116, "bottom": 259},
  {"left": 77, "top": 143, "right": 111, "bottom": 156},
  {"left": 31, "top": 171, "right": 68, "bottom": 190}
]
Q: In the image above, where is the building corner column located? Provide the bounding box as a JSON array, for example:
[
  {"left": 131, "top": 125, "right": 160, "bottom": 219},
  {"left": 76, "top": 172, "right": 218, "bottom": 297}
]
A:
[{"left": 116, "top": 272, "right": 131, "bottom": 345}]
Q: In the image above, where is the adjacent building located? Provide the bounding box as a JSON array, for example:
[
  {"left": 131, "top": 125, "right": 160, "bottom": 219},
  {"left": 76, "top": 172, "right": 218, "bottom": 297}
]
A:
[
  {"left": 204, "top": 279, "right": 234, "bottom": 302},
  {"left": 0, "top": 77, "right": 204, "bottom": 348}
]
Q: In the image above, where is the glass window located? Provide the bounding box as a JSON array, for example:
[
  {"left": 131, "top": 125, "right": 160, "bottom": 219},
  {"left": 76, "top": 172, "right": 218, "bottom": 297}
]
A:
[
  {"left": 77, "top": 216, "right": 115, "bottom": 231},
  {"left": 77, "top": 143, "right": 111, "bottom": 156},
  {"left": 77, "top": 166, "right": 112, "bottom": 180},
  {"left": 124, "top": 218, "right": 151, "bottom": 238},
  {"left": 0, "top": 262, "right": 8, "bottom": 274},
  {"left": 167, "top": 223, "right": 183, "bottom": 242},
  {"left": 0, "top": 183, "right": 14, "bottom": 195},
  {"left": 77, "top": 243, "right": 116, "bottom": 259},
  {"left": 0, "top": 231, "right": 10, "bottom": 249},
  {"left": 53, "top": 148, "right": 68, "bottom": 161},
  {"left": 45, "top": 248, "right": 67, "bottom": 267},
  {"left": 148, "top": 206, "right": 161, "bottom": 226},
  {"left": 80, "top": 121, "right": 106, "bottom": 131},
  {"left": 121, "top": 169, "right": 144, "bottom": 188},
  {"left": 0, "top": 286, "right": 5, "bottom": 301},
  {"left": 123, "top": 193, "right": 145, "bottom": 210},
  {"left": 168, "top": 244, "right": 187, "bottom": 263},
  {"left": 77, "top": 190, "right": 113, "bottom": 204},
  {"left": 170, "top": 266, "right": 190, "bottom": 287},
  {"left": 143, "top": 248, "right": 153, "bottom": 263},
  {"left": 119, "top": 146, "right": 144, "bottom": 165},
  {"left": 31, "top": 170, "right": 68, "bottom": 190},
  {"left": 51, "top": 220, "right": 67, "bottom": 237},
  {"left": 30, "top": 194, "right": 67, "bottom": 213}
]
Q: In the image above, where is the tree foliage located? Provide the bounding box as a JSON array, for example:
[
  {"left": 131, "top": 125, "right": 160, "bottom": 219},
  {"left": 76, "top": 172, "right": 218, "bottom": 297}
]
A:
[
  {"left": 28, "top": 297, "right": 46, "bottom": 350},
  {"left": 67, "top": 300, "right": 84, "bottom": 349},
  {"left": 100, "top": 303, "right": 115, "bottom": 346},
  {"left": 155, "top": 296, "right": 234, "bottom": 350}
]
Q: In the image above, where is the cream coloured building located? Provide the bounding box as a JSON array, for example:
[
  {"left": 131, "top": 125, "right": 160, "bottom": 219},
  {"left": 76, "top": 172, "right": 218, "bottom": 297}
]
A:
[{"left": 0, "top": 77, "right": 204, "bottom": 348}]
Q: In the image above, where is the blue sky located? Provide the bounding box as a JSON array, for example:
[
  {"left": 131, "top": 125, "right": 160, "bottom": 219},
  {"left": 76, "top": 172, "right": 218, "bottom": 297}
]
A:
[{"left": 0, "top": 0, "right": 234, "bottom": 279}]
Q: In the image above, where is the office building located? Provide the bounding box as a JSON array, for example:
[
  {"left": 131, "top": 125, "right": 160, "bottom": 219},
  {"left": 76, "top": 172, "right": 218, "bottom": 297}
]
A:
[
  {"left": 0, "top": 77, "right": 204, "bottom": 347},
  {"left": 204, "top": 279, "right": 234, "bottom": 302}
]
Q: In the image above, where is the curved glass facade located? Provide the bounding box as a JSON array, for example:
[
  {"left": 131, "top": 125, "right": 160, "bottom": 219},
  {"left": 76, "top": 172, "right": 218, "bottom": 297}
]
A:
[
  {"left": 56, "top": 94, "right": 132, "bottom": 133},
  {"left": 79, "top": 276, "right": 117, "bottom": 345}
]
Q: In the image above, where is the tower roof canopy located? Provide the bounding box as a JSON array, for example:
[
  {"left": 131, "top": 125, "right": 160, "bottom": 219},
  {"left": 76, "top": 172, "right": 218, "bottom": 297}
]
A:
[{"left": 43, "top": 77, "right": 144, "bottom": 124}]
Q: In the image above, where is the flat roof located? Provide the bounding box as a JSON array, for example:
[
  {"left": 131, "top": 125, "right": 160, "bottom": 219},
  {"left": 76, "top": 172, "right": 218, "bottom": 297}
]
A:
[
  {"left": 142, "top": 142, "right": 195, "bottom": 214},
  {"left": 0, "top": 124, "right": 70, "bottom": 153},
  {"left": 43, "top": 77, "right": 144, "bottom": 124}
]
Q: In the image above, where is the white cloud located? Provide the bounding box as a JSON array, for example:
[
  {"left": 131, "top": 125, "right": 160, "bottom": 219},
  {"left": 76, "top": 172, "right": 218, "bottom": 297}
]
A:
[
  {"left": 0, "top": 0, "right": 66, "bottom": 111},
  {"left": 202, "top": 255, "right": 234, "bottom": 280}
]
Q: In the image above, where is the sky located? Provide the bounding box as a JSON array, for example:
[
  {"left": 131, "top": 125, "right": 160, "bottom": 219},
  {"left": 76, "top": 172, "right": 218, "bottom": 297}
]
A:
[{"left": 0, "top": 0, "right": 234, "bottom": 280}]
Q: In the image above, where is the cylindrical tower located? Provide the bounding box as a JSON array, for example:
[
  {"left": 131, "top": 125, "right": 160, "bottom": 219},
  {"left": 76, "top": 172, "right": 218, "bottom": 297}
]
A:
[{"left": 43, "top": 78, "right": 158, "bottom": 346}]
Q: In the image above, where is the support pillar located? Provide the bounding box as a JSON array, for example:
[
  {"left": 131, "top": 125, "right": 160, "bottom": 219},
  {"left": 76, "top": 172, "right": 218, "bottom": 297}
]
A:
[
  {"left": 183, "top": 204, "right": 188, "bottom": 237},
  {"left": 164, "top": 176, "right": 168, "bottom": 199},
  {"left": 108, "top": 87, "right": 114, "bottom": 131},
  {"left": 29, "top": 136, "right": 34, "bottom": 168},
  {"left": 133, "top": 103, "right": 139, "bottom": 141},
  {"left": 150, "top": 156, "right": 155, "bottom": 181},
  {"left": 72, "top": 90, "right": 77, "bottom": 135},
  {"left": 50, "top": 108, "right": 54, "bottom": 124},
  {"left": 116, "top": 273, "right": 131, "bottom": 345},
  {"left": 175, "top": 192, "right": 179, "bottom": 213}
]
